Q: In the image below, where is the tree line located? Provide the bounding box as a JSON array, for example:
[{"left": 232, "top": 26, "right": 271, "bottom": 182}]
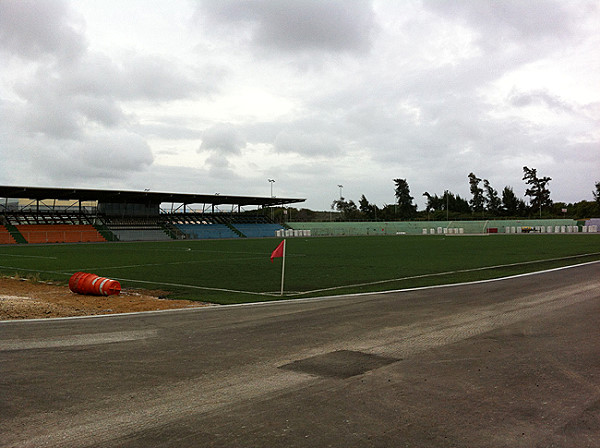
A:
[{"left": 324, "top": 167, "right": 600, "bottom": 222}]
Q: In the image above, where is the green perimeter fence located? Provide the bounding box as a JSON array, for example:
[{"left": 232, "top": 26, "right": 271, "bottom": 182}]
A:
[{"left": 287, "top": 219, "right": 595, "bottom": 237}]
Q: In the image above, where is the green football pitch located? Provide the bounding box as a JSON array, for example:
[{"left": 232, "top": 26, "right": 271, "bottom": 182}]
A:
[{"left": 1, "top": 234, "right": 599, "bottom": 304}]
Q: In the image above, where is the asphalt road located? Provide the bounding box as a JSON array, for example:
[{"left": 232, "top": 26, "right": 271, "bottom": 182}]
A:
[{"left": 1, "top": 262, "right": 599, "bottom": 447}]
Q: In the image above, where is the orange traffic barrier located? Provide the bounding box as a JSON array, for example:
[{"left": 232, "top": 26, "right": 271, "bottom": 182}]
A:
[{"left": 69, "top": 272, "right": 121, "bottom": 296}]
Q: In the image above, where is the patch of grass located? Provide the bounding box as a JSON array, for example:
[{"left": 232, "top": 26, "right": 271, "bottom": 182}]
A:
[{"left": 0, "top": 235, "right": 599, "bottom": 304}]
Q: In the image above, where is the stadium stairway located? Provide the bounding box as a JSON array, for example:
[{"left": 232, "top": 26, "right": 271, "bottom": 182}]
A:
[
  {"left": 162, "top": 222, "right": 185, "bottom": 240},
  {"left": 3, "top": 223, "right": 27, "bottom": 244},
  {"left": 0, "top": 225, "right": 18, "bottom": 244},
  {"left": 93, "top": 223, "right": 119, "bottom": 242},
  {"left": 226, "top": 222, "right": 246, "bottom": 238}
]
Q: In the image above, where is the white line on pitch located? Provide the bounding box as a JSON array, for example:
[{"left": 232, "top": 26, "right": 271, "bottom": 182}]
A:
[
  {"left": 0, "top": 253, "right": 58, "bottom": 259},
  {"left": 0, "top": 265, "right": 70, "bottom": 276},
  {"left": 293, "top": 252, "right": 600, "bottom": 296},
  {"left": 107, "top": 276, "right": 276, "bottom": 296},
  {"left": 74, "top": 254, "right": 304, "bottom": 273}
]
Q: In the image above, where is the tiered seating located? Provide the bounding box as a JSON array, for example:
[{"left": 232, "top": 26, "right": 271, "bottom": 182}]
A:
[
  {"left": 166, "top": 214, "right": 221, "bottom": 225},
  {"left": 15, "top": 225, "right": 106, "bottom": 243},
  {"left": 164, "top": 213, "right": 273, "bottom": 226},
  {"left": 109, "top": 227, "right": 172, "bottom": 241},
  {"left": 104, "top": 217, "right": 173, "bottom": 241},
  {"left": 230, "top": 214, "right": 272, "bottom": 224},
  {"left": 232, "top": 223, "right": 283, "bottom": 238},
  {"left": 0, "top": 225, "right": 17, "bottom": 244},
  {"left": 4, "top": 211, "right": 284, "bottom": 242},
  {"left": 165, "top": 212, "right": 281, "bottom": 239},
  {"left": 176, "top": 224, "right": 239, "bottom": 240}
]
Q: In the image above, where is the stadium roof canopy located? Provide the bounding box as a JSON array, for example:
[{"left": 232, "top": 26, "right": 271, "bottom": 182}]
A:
[{"left": 0, "top": 185, "right": 305, "bottom": 209}]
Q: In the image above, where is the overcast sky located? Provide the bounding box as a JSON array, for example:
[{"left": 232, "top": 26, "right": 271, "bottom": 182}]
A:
[{"left": 1, "top": 0, "right": 598, "bottom": 210}]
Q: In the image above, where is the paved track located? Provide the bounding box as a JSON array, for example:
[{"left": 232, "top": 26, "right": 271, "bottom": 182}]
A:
[{"left": 1, "top": 262, "right": 599, "bottom": 447}]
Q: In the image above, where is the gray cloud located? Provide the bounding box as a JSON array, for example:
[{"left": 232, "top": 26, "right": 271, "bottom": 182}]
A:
[
  {"left": 199, "top": 123, "right": 245, "bottom": 154},
  {"left": 118, "top": 54, "right": 206, "bottom": 101},
  {"left": 1, "top": 0, "right": 598, "bottom": 211},
  {"left": 196, "top": 0, "right": 377, "bottom": 54},
  {"left": 425, "top": 0, "right": 580, "bottom": 49},
  {"left": 135, "top": 123, "right": 204, "bottom": 140},
  {"left": 29, "top": 131, "right": 154, "bottom": 181},
  {"left": 74, "top": 96, "right": 125, "bottom": 127},
  {"left": 49, "top": 52, "right": 206, "bottom": 102},
  {"left": 508, "top": 89, "right": 575, "bottom": 113},
  {"left": 11, "top": 69, "right": 125, "bottom": 139},
  {"left": 0, "top": 0, "right": 86, "bottom": 63},
  {"left": 204, "top": 153, "right": 237, "bottom": 179},
  {"left": 197, "top": 124, "right": 247, "bottom": 176},
  {"left": 274, "top": 130, "right": 341, "bottom": 156}
]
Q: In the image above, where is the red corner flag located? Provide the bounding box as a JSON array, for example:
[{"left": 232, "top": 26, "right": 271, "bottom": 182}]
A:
[{"left": 270, "top": 240, "right": 285, "bottom": 262}]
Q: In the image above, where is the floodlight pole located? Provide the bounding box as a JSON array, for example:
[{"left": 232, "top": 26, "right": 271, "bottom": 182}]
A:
[
  {"left": 268, "top": 179, "right": 275, "bottom": 197},
  {"left": 338, "top": 184, "right": 343, "bottom": 200},
  {"left": 268, "top": 179, "right": 275, "bottom": 221}
]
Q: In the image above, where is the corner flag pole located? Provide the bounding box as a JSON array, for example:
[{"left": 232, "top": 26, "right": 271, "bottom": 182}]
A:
[{"left": 280, "top": 239, "right": 286, "bottom": 296}]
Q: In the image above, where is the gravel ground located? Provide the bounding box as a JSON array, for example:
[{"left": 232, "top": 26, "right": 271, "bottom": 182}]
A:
[{"left": 0, "top": 277, "right": 209, "bottom": 320}]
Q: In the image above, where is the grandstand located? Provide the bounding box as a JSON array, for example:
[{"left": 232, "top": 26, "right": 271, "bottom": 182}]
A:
[
  {"left": 1, "top": 185, "right": 597, "bottom": 245},
  {"left": 0, "top": 185, "right": 303, "bottom": 244}
]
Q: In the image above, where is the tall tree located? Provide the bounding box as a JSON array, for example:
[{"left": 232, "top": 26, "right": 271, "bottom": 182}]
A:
[
  {"left": 423, "top": 192, "right": 445, "bottom": 219},
  {"left": 594, "top": 181, "right": 600, "bottom": 207},
  {"left": 451, "top": 192, "right": 472, "bottom": 214},
  {"left": 331, "top": 198, "right": 361, "bottom": 221},
  {"left": 393, "top": 178, "right": 417, "bottom": 219},
  {"left": 423, "top": 192, "right": 440, "bottom": 212},
  {"left": 359, "top": 194, "right": 378, "bottom": 220},
  {"left": 358, "top": 194, "right": 370, "bottom": 215},
  {"left": 424, "top": 191, "right": 469, "bottom": 218},
  {"left": 484, "top": 180, "right": 501, "bottom": 216},
  {"left": 468, "top": 172, "right": 485, "bottom": 213},
  {"left": 522, "top": 166, "right": 552, "bottom": 216},
  {"left": 501, "top": 186, "right": 521, "bottom": 216}
]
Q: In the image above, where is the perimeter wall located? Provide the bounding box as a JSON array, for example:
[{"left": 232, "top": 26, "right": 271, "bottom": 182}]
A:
[{"left": 287, "top": 219, "right": 598, "bottom": 237}]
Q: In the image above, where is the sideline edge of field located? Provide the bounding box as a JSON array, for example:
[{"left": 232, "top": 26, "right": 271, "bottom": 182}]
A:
[
  {"left": 2, "top": 259, "right": 599, "bottom": 324},
  {"left": 97, "top": 251, "right": 600, "bottom": 298},
  {"left": 1, "top": 251, "right": 600, "bottom": 300}
]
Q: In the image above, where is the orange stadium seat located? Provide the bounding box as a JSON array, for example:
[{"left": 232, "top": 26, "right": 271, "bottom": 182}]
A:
[
  {"left": 0, "top": 226, "right": 17, "bottom": 244},
  {"left": 15, "top": 224, "right": 106, "bottom": 244}
]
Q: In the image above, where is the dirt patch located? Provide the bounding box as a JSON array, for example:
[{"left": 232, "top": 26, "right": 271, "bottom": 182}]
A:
[{"left": 0, "top": 277, "right": 211, "bottom": 320}]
